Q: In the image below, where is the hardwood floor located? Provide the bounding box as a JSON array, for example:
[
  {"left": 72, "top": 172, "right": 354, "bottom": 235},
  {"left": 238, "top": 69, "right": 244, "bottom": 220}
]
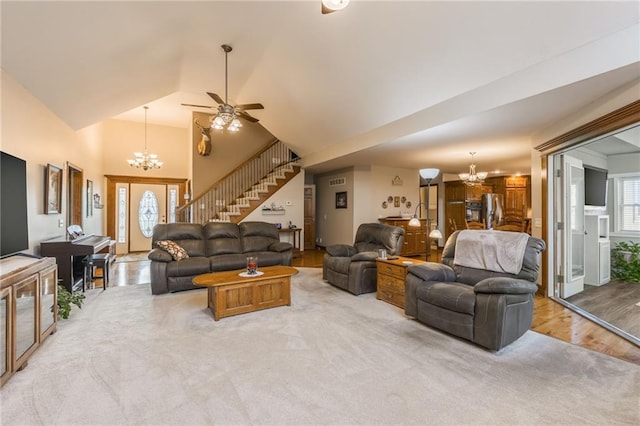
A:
[
  {"left": 100, "top": 248, "right": 640, "bottom": 365},
  {"left": 565, "top": 280, "right": 640, "bottom": 337}
]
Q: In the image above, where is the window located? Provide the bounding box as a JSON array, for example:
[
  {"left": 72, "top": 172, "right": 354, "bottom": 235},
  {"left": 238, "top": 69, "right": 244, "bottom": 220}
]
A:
[
  {"left": 138, "top": 190, "right": 159, "bottom": 238},
  {"left": 615, "top": 175, "right": 640, "bottom": 233}
]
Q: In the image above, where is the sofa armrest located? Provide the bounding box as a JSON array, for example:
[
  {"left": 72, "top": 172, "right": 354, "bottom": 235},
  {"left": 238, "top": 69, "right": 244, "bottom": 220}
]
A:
[
  {"left": 326, "top": 244, "right": 357, "bottom": 257},
  {"left": 351, "top": 251, "right": 378, "bottom": 262},
  {"left": 474, "top": 277, "right": 538, "bottom": 294},
  {"left": 269, "top": 241, "right": 293, "bottom": 253},
  {"left": 407, "top": 263, "right": 456, "bottom": 282},
  {"left": 148, "top": 248, "right": 173, "bottom": 262}
]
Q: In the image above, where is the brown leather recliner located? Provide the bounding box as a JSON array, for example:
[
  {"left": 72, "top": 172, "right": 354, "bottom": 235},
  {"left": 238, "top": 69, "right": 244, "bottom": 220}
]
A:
[
  {"left": 405, "top": 230, "right": 546, "bottom": 351},
  {"left": 322, "top": 223, "right": 404, "bottom": 295}
]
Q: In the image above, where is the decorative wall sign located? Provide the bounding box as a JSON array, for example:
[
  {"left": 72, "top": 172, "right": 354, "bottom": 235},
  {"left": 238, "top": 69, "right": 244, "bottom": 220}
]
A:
[
  {"left": 336, "top": 191, "right": 347, "bottom": 209},
  {"left": 392, "top": 176, "right": 403, "bottom": 186},
  {"left": 45, "top": 164, "right": 62, "bottom": 214},
  {"left": 394, "top": 196, "right": 400, "bottom": 207}
]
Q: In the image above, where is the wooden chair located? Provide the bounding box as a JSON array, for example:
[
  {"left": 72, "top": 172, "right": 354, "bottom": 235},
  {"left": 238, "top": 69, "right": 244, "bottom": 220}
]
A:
[
  {"left": 448, "top": 218, "right": 458, "bottom": 233},
  {"left": 465, "top": 220, "right": 486, "bottom": 230},
  {"left": 493, "top": 224, "right": 524, "bottom": 232}
]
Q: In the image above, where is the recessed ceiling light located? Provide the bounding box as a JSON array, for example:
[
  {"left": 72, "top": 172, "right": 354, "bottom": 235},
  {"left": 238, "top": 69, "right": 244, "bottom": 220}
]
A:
[{"left": 322, "top": 0, "right": 350, "bottom": 14}]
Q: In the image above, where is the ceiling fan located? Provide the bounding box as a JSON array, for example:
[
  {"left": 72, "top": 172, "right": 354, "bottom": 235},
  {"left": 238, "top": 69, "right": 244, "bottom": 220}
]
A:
[
  {"left": 321, "top": 0, "right": 350, "bottom": 14},
  {"left": 182, "top": 44, "right": 263, "bottom": 131}
]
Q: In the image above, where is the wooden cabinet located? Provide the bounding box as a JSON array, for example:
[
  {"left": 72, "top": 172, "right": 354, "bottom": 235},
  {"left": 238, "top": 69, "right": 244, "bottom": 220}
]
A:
[
  {"left": 377, "top": 257, "right": 424, "bottom": 308},
  {"left": 504, "top": 175, "right": 530, "bottom": 217},
  {"left": 0, "top": 255, "right": 57, "bottom": 387},
  {"left": 378, "top": 218, "right": 426, "bottom": 257},
  {"left": 466, "top": 185, "right": 493, "bottom": 201}
]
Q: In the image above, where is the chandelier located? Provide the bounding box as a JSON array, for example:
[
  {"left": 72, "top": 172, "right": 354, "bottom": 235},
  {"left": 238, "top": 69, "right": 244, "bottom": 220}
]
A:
[
  {"left": 322, "top": 0, "right": 350, "bottom": 14},
  {"left": 459, "top": 152, "right": 487, "bottom": 186},
  {"left": 127, "top": 106, "right": 163, "bottom": 171}
]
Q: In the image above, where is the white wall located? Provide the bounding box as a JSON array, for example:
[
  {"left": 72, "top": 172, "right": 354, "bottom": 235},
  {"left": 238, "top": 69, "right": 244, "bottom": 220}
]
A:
[
  {"left": 314, "top": 165, "right": 422, "bottom": 246},
  {"left": 243, "top": 172, "right": 305, "bottom": 249},
  {"left": 1, "top": 70, "right": 106, "bottom": 254}
]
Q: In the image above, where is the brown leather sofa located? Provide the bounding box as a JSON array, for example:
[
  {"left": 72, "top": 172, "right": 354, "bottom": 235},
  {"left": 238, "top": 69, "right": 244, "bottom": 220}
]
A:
[
  {"left": 148, "top": 221, "right": 292, "bottom": 294},
  {"left": 322, "top": 223, "right": 405, "bottom": 295},
  {"left": 405, "top": 230, "right": 545, "bottom": 351}
]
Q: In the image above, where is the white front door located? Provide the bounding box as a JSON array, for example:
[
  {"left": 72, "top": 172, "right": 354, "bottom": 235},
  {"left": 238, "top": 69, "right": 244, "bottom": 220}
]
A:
[{"left": 129, "top": 184, "right": 167, "bottom": 252}]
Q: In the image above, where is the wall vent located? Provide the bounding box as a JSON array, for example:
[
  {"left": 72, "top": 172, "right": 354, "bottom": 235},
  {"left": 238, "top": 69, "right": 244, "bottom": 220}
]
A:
[{"left": 329, "top": 177, "right": 346, "bottom": 187}]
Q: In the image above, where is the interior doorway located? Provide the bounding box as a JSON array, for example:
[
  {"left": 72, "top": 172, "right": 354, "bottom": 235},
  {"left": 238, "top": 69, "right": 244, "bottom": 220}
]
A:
[
  {"left": 304, "top": 184, "right": 316, "bottom": 250},
  {"left": 67, "top": 162, "right": 84, "bottom": 228}
]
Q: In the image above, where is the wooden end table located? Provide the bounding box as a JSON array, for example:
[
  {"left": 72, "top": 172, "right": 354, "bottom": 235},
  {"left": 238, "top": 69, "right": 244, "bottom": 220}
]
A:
[
  {"left": 376, "top": 256, "right": 425, "bottom": 309},
  {"left": 193, "top": 265, "right": 298, "bottom": 320}
]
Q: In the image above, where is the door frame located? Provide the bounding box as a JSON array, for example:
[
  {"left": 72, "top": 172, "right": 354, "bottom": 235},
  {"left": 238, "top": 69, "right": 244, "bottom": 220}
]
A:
[
  {"left": 535, "top": 100, "right": 640, "bottom": 297},
  {"left": 104, "top": 175, "right": 189, "bottom": 240}
]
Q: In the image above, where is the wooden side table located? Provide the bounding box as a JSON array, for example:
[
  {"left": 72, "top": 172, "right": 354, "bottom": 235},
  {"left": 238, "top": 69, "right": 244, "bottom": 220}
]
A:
[
  {"left": 279, "top": 228, "right": 301, "bottom": 258},
  {"left": 376, "top": 257, "right": 424, "bottom": 309}
]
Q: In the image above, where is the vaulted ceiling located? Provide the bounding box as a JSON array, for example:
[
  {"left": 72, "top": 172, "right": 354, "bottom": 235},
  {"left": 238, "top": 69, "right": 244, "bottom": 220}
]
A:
[{"left": 2, "top": 1, "right": 639, "bottom": 176}]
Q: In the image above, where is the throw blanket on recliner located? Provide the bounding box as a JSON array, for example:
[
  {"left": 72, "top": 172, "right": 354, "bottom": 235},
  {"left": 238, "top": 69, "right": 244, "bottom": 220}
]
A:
[{"left": 453, "top": 230, "right": 529, "bottom": 275}]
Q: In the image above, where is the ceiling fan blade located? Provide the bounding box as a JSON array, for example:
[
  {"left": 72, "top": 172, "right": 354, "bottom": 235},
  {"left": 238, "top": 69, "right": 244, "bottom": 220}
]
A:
[
  {"left": 181, "top": 103, "right": 213, "bottom": 109},
  {"left": 321, "top": 4, "right": 335, "bottom": 14},
  {"left": 235, "top": 103, "right": 264, "bottom": 111},
  {"left": 237, "top": 111, "right": 259, "bottom": 123},
  {"left": 207, "top": 92, "right": 225, "bottom": 105}
]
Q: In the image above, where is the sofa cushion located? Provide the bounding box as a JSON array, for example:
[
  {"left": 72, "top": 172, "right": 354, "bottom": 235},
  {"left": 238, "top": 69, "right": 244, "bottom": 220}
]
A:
[
  {"left": 152, "top": 223, "right": 206, "bottom": 257},
  {"left": 416, "top": 281, "right": 475, "bottom": 315},
  {"left": 325, "top": 256, "right": 351, "bottom": 275},
  {"left": 156, "top": 240, "right": 189, "bottom": 261},
  {"left": 209, "top": 254, "right": 247, "bottom": 272},
  {"left": 204, "top": 222, "right": 242, "bottom": 255},
  {"left": 239, "top": 222, "right": 279, "bottom": 253},
  {"left": 165, "top": 257, "right": 210, "bottom": 277}
]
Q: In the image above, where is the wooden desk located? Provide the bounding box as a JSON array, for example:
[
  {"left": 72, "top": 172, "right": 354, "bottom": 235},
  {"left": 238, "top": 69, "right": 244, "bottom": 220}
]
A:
[{"left": 279, "top": 228, "right": 301, "bottom": 258}]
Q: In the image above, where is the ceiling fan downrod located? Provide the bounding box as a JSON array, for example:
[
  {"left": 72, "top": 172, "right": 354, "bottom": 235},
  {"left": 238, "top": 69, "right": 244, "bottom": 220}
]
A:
[{"left": 221, "top": 44, "right": 232, "bottom": 105}]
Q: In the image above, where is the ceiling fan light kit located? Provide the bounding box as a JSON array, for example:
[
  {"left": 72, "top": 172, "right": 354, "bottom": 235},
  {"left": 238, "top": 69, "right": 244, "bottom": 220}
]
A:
[
  {"left": 127, "top": 106, "right": 163, "bottom": 171},
  {"left": 322, "top": 0, "right": 350, "bottom": 14},
  {"left": 459, "top": 152, "right": 488, "bottom": 186},
  {"left": 207, "top": 44, "right": 263, "bottom": 132}
]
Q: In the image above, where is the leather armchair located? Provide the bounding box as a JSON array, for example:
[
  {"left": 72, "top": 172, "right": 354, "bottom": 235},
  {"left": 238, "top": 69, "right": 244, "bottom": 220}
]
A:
[
  {"left": 405, "top": 230, "right": 546, "bottom": 351},
  {"left": 323, "top": 223, "right": 404, "bottom": 295}
]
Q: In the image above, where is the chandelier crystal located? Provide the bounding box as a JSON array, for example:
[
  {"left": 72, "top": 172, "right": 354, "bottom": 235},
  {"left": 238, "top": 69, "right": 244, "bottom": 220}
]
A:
[
  {"left": 459, "top": 152, "right": 487, "bottom": 186},
  {"left": 128, "top": 106, "right": 163, "bottom": 171}
]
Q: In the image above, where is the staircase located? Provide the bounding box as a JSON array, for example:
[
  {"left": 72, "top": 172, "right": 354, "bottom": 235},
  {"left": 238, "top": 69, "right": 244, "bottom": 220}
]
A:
[{"left": 176, "top": 139, "right": 301, "bottom": 224}]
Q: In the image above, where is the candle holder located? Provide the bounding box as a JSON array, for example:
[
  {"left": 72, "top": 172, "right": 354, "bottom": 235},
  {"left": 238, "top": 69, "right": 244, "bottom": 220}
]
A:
[{"left": 246, "top": 256, "right": 258, "bottom": 275}]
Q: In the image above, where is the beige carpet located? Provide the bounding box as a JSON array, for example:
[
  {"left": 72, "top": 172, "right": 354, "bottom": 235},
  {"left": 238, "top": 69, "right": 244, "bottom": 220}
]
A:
[{"left": 1, "top": 268, "right": 638, "bottom": 425}]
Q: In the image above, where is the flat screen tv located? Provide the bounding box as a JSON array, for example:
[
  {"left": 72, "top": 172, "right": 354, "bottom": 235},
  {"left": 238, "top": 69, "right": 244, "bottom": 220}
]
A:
[
  {"left": 1, "top": 151, "right": 29, "bottom": 257},
  {"left": 584, "top": 165, "right": 608, "bottom": 207}
]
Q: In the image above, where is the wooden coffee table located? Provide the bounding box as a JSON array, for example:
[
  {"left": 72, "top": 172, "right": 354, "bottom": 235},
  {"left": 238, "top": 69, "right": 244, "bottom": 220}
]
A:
[{"left": 192, "top": 265, "right": 298, "bottom": 320}]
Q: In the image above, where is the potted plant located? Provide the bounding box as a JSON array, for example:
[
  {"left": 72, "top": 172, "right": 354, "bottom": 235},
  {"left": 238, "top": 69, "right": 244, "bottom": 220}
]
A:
[
  {"left": 611, "top": 241, "right": 640, "bottom": 283},
  {"left": 55, "top": 284, "right": 86, "bottom": 319}
]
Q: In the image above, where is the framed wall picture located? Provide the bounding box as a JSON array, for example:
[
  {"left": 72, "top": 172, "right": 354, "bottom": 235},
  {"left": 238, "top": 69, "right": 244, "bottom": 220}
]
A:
[
  {"left": 44, "top": 164, "right": 62, "bottom": 214},
  {"left": 86, "top": 179, "right": 93, "bottom": 217},
  {"left": 336, "top": 191, "right": 347, "bottom": 209}
]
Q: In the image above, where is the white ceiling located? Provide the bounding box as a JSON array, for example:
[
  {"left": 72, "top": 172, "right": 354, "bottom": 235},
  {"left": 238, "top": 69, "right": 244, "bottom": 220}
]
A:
[{"left": 2, "top": 1, "right": 639, "bottom": 176}]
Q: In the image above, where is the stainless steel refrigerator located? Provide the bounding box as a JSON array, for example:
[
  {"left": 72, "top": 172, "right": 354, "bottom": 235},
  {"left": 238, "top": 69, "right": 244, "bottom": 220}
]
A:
[{"left": 481, "top": 193, "right": 504, "bottom": 229}]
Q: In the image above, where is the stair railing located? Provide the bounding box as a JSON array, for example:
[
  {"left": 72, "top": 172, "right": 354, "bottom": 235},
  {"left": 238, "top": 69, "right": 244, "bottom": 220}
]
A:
[{"left": 176, "top": 139, "right": 299, "bottom": 224}]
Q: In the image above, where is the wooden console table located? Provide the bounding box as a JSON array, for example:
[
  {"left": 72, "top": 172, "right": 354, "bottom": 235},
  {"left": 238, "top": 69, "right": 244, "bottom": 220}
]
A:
[{"left": 279, "top": 228, "right": 301, "bottom": 258}]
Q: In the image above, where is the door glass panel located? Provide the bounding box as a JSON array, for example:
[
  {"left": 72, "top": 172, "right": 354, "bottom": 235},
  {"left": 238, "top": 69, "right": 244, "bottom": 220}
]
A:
[
  {"left": 15, "top": 279, "right": 37, "bottom": 360},
  {"left": 118, "top": 187, "right": 127, "bottom": 243},
  {"left": 0, "top": 290, "right": 8, "bottom": 376},
  {"left": 138, "top": 190, "right": 159, "bottom": 238},
  {"left": 570, "top": 163, "right": 585, "bottom": 278},
  {"left": 168, "top": 186, "right": 178, "bottom": 223},
  {"left": 40, "top": 268, "right": 56, "bottom": 334}
]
